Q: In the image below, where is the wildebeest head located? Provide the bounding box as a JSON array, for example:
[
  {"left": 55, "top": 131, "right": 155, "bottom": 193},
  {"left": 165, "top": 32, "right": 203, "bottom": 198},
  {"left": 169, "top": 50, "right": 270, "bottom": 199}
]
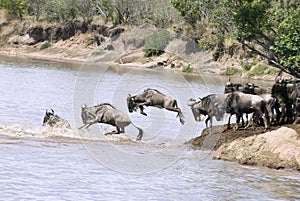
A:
[
  {"left": 81, "top": 104, "right": 97, "bottom": 124},
  {"left": 43, "top": 109, "right": 55, "bottom": 125},
  {"left": 127, "top": 94, "right": 138, "bottom": 113},
  {"left": 43, "top": 109, "right": 71, "bottom": 128},
  {"left": 188, "top": 98, "right": 206, "bottom": 121}
]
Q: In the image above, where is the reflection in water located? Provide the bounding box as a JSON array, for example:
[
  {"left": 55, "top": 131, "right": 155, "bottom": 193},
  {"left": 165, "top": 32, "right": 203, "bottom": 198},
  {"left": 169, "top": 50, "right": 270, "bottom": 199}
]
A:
[{"left": 0, "top": 56, "right": 299, "bottom": 200}]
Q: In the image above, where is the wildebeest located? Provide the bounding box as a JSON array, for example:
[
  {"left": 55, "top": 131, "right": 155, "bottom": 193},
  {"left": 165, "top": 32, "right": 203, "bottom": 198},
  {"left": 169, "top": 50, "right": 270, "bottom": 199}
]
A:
[
  {"left": 271, "top": 77, "right": 297, "bottom": 124},
  {"left": 224, "top": 79, "right": 244, "bottom": 93},
  {"left": 127, "top": 88, "right": 185, "bottom": 124},
  {"left": 243, "top": 82, "right": 271, "bottom": 95},
  {"left": 188, "top": 94, "right": 229, "bottom": 127},
  {"left": 223, "top": 91, "right": 269, "bottom": 130},
  {"left": 79, "top": 103, "right": 144, "bottom": 140},
  {"left": 224, "top": 79, "right": 271, "bottom": 95},
  {"left": 43, "top": 109, "right": 71, "bottom": 129}
]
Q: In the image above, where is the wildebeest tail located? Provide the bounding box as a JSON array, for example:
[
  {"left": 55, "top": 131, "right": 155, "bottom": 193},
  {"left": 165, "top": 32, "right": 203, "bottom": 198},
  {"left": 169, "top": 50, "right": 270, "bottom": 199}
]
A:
[
  {"left": 261, "top": 100, "right": 270, "bottom": 126},
  {"left": 173, "top": 100, "right": 180, "bottom": 117},
  {"left": 132, "top": 123, "right": 144, "bottom": 141},
  {"left": 173, "top": 100, "right": 178, "bottom": 108}
]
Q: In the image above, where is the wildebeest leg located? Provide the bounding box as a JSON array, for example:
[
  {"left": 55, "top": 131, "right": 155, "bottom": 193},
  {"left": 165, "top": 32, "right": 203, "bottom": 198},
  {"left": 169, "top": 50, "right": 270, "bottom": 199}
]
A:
[
  {"left": 244, "top": 113, "right": 254, "bottom": 129},
  {"left": 233, "top": 114, "right": 241, "bottom": 131},
  {"left": 205, "top": 116, "right": 212, "bottom": 128},
  {"left": 256, "top": 110, "right": 268, "bottom": 130},
  {"left": 165, "top": 107, "right": 185, "bottom": 124},
  {"left": 138, "top": 105, "right": 147, "bottom": 116},
  {"left": 78, "top": 119, "right": 99, "bottom": 129},
  {"left": 227, "top": 114, "right": 233, "bottom": 129},
  {"left": 104, "top": 126, "right": 121, "bottom": 135}
]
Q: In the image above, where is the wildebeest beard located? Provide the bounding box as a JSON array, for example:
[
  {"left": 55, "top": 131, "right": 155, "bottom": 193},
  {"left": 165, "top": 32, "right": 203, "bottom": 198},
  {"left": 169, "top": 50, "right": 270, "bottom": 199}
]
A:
[{"left": 127, "top": 96, "right": 141, "bottom": 113}]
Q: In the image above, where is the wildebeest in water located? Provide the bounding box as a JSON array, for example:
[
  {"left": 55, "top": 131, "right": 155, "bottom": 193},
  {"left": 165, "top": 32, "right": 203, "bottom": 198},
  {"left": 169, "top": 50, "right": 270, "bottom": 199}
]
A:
[
  {"left": 43, "top": 109, "right": 71, "bottom": 129},
  {"left": 127, "top": 88, "right": 185, "bottom": 124},
  {"left": 79, "top": 103, "right": 144, "bottom": 140}
]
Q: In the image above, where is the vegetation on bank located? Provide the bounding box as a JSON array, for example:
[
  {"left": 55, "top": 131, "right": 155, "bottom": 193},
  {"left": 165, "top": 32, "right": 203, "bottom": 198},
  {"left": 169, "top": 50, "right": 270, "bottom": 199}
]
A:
[{"left": 0, "top": 0, "right": 299, "bottom": 77}]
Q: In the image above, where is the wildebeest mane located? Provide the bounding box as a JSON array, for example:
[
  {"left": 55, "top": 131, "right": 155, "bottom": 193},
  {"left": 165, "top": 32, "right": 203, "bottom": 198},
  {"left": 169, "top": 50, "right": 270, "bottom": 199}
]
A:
[
  {"left": 144, "top": 88, "right": 166, "bottom": 96},
  {"left": 96, "top": 103, "right": 116, "bottom": 109},
  {"left": 200, "top": 94, "right": 213, "bottom": 109}
]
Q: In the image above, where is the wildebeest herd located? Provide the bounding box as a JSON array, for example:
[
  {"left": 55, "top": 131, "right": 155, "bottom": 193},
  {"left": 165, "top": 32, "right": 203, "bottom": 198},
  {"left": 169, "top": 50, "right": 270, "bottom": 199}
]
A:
[{"left": 43, "top": 77, "right": 300, "bottom": 141}]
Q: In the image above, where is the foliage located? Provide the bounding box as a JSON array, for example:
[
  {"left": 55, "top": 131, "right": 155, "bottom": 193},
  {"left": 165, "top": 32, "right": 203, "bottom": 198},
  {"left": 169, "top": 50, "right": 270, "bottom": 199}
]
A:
[
  {"left": 39, "top": 41, "right": 50, "bottom": 50},
  {"left": 90, "top": 50, "right": 105, "bottom": 57},
  {"left": 248, "top": 65, "right": 269, "bottom": 76},
  {"left": 224, "top": 66, "right": 242, "bottom": 76},
  {"left": 272, "top": 8, "right": 300, "bottom": 76},
  {"left": 171, "top": 0, "right": 300, "bottom": 77},
  {"left": 181, "top": 65, "right": 192, "bottom": 73},
  {"left": 0, "top": 0, "right": 29, "bottom": 18},
  {"left": 241, "top": 62, "right": 252, "bottom": 71},
  {"left": 143, "top": 29, "right": 170, "bottom": 57}
]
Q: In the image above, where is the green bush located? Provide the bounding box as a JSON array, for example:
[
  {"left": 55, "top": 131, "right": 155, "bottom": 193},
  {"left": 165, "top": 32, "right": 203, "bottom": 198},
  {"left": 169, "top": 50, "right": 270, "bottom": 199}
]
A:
[
  {"left": 90, "top": 50, "right": 104, "bottom": 57},
  {"left": 241, "top": 62, "right": 252, "bottom": 71},
  {"left": 225, "top": 66, "right": 241, "bottom": 76},
  {"left": 143, "top": 29, "right": 170, "bottom": 57},
  {"left": 181, "top": 65, "right": 192, "bottom": 73},
  {"left": 248, "top": 65, "right": 268, "bottom": 76},
  {"left": 39, "top": 41, "right": 51, "bottom": 50}
]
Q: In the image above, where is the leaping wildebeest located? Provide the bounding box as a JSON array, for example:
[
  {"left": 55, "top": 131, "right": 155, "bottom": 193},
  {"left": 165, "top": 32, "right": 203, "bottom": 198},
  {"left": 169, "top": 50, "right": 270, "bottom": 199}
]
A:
[
  {"left": 127, "top": 88, "right": 185, "bottom": 124},
  {"left": 43, "top": 109, "right": 71, "bottom": 129},
  {"left": 79, "top": 103, "right": 144, "bottom": 140},
  {"left": 188, "top": 94, "right": 229, "bottom": 127}
]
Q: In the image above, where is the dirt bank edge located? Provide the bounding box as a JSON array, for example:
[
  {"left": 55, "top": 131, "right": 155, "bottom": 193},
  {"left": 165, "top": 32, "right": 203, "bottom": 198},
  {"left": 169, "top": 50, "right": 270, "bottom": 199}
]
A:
[{"left": 188, "top": 124, "right": 300, "bottom": 171}]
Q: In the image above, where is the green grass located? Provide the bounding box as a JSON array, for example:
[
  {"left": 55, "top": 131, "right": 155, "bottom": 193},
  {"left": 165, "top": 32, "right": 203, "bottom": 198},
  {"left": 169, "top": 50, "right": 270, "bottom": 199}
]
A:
[
  {"left": 248, "top": 65, "right": 269, "bottom": 76},
  {"left": 39, "top": 41, "right": 51, "bottom": 50},
  {"left": 90, "top": 50, "right": 105, "bottom": 57},
  {"left": 224, "top": 66, "right": 242, "bottom": 76},
  {"left": 221, "top": 142, "right": 231, "bottom": 148},
  {"left": 181, "top": 65, "right": 193, "bottom": 73},
  {"left": 242, "top": 62, "right": 252, "bottom": 71}
]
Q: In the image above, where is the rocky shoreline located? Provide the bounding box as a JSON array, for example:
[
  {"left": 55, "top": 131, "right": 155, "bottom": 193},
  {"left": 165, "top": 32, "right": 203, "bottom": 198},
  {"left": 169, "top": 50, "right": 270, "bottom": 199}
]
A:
[{"left": 188, "top": 124, "right": 300, "bottom": 171}]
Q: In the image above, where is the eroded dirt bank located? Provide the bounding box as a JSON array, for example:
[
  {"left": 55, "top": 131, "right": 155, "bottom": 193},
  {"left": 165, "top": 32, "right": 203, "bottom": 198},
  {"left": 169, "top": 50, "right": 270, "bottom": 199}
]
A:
[{"left": 188, "top": 124, "right": 300, "bottom": 171}]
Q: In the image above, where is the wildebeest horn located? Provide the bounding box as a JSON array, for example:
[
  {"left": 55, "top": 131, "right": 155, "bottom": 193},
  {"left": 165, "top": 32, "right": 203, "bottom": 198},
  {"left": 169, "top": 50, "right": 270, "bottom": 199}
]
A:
[
  {"left": 128, "top": 94, "right": 131, "bottom": 97},
  {"left": 81, "top": 104, "right": 87, "bottom": 109},
  {"left": 188, "top": 98, "right": 196, "bottom": 106},
  {"left": 46, "top": 109, "right": 54, "bottom": 116}
]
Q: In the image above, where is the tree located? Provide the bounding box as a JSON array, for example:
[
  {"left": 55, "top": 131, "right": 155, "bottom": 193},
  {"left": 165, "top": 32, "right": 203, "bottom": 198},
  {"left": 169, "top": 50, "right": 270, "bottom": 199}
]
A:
[
  {"left": 0, "top": 0, "right": 29, "bottom": 18},
  {"left": 234, "top": 0, "right": 300, "bottom": 78},
  {"left": 171, "top": 0, "right": 300, "bottom": 77},
  {"left": 272, "top": 8, "right": 300, "bottom": 77},
  {"left": 26, "top": 0, "right": 47, "bottom": 21}
]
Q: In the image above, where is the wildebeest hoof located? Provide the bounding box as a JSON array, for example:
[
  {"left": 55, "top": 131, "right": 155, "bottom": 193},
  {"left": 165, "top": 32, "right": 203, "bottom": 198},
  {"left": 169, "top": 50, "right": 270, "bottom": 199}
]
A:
[{"left": 141, "top": 112, "right": 147, "bottom": 116}]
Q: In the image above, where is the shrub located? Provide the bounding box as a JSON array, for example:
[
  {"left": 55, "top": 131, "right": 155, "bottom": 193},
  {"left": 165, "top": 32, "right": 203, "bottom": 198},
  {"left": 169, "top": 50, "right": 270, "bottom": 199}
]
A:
[
  {"left": 143, "top": 29, "right": 170, "bottom": 57},
  {"left": 248, "top": 65, "right": 269, "bottom": 76},
  {"left": 225, "top": 66, "right": 241, "bottom": 76},
  {"left": 39, "top": 41, "right": 51, "bottom": 50},
  {"left": 90, "top": 50, "right": 104, "bottom": 57},
  {"left": 181, "top": 65, "right": 192, "bottom": 73},
  {"left": 241, "top": 62, "right": 252, "bottom": 71}
]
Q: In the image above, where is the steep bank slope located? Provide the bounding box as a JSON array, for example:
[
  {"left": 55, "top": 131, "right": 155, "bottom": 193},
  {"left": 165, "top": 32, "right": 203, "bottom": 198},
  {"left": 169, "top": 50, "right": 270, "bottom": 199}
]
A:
[
  {"left": 188, "top": 124, "right": 300, "bottom": 171},
  {"left": 214, "top": 127, "right": 300, "bottom": 170},
  {"left": 0, "top": 18, "right": 282, "bottom": 80}
]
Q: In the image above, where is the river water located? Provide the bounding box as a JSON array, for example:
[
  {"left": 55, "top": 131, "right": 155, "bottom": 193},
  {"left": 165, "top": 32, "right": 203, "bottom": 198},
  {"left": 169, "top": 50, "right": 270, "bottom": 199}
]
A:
[{"left": 0, "top": 55, "right": 299, "bottom": 200}]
